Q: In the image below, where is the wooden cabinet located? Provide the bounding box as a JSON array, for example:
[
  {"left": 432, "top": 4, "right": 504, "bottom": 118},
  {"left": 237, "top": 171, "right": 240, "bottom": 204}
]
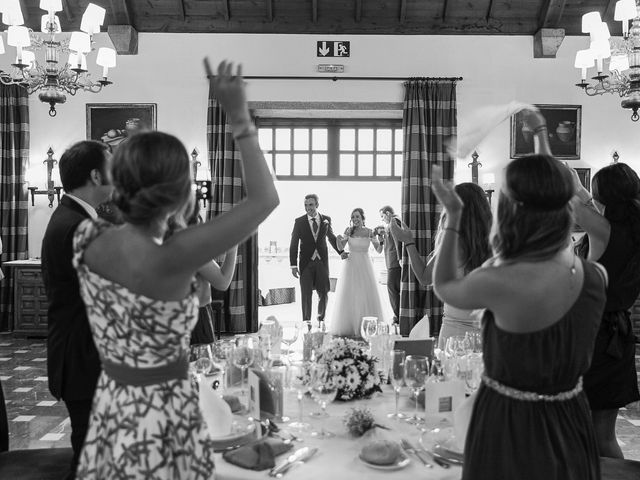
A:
[{"left": 4, "top": 261, "right": 48, "bottom": 337}]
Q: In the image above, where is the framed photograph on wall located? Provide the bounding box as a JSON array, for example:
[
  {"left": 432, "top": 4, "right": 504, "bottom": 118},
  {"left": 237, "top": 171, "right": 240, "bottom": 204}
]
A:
[
  {"left": 575, "top": 168, "right": 591, "bottom": 192},
  {"left": 510, "top": 104, "right": 581, "bottom": 160},
  {"left": 86, "top": 103, "right": 157, "bottom": 151}
]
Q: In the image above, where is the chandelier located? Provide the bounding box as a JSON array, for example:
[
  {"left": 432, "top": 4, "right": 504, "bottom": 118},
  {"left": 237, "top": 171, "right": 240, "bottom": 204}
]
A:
[
  {"left": 574, "top": 0, "right": 640, "bottom": 121},
  {"left": 0, "top": 1, "right": 116, "bottom": 117}
]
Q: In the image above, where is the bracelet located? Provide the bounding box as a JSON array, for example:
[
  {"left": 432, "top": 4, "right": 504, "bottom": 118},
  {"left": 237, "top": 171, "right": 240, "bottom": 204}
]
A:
[
  {"left": 533, "top": 125, "right": 547, "bottom": 133},
  {"left": 444, "top": 227, "right": 460, "bottom": 235},
  {"left": 405, "top": 242, "right": 415, "bottom": 247},
  {"left": 233, "top": 124, "right": 257, "bottom": 141}
]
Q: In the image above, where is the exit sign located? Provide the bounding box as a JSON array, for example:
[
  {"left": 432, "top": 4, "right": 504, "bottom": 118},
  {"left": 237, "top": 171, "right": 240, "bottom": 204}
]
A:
[{"left": 317, "top": 41, "right": 350, "bottom": 57}]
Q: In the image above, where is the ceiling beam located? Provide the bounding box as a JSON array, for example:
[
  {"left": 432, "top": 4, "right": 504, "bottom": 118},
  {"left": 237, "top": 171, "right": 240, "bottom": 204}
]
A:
[
  {"left": 533, "top": 27, "right": 565, "bottom": 58},
  {"left": 178, "top": 0, "right": 186, "bottom": 21},
  {"left": 485, "top": 0, "right": 494, "bottom": 22},
  {"left": 60, "top": 0, "right": 74, "bottom": 22},
  {"left": 312, "top": 0, "right": 318, "bottom": 23},
  {"left": 18, "top": 0, "right": 29, "bottom": 21},
  {"left": 399, "top": 0, "right": 406, "bottom": 23},
  {"left": 222, "top": 0, "right": 230, "bottom": 21},
  {"left": 603, "top": 0, "right": 617, "bottom": 22},
  {"left": 537, "top": 0, "right": 566, "bottom": 29},
  {"left": 108, "top": 0, "right": 132, "bottom": 26},
  {"left": 442, "top": 0, "right": 449, "bottom": 22},
  {"left": 108, "top": 24, "right": 138, "bottom": 55},
  {"left": 266, "top": 0, "right": 273, "bottom": 22},
  {"left": 355, "top": 0, "right": 362, "bottom": 22}
]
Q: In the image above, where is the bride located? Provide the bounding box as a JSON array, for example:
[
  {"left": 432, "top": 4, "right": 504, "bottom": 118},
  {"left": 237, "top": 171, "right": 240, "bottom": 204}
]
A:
[{"left": 329, "top": 208, "right": 387, "bottom": 337}]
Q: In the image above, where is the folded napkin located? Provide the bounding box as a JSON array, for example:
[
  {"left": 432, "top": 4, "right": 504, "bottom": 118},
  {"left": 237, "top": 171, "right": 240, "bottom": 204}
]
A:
[
  {"left": 409, "top": 315, "right": 430, "bottom": 339},
  {"left": 222, "top": 437, "right": 293, "bottom": 470},
  {"left": 199, "top": 378, "right": 233, "bottom": 437}
]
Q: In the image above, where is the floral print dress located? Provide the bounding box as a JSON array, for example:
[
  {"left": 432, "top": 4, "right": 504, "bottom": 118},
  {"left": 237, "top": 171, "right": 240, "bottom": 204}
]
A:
[{"left": 72, "top": 219, "right": 216, "bottom": 479}]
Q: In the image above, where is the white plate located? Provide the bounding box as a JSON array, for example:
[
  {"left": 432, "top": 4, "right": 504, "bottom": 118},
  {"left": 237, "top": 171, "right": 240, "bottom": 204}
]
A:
[
  {"left": 358, "top": 453, "right": 411, "bottom": 471},
  {"left": 419, "top": 427, "right": 464, "bottom": 464},
  {"left": 210, "top": 417, "right": 265, "bottom": 451},
  {"left": 210, "top": 416, "right": 256, "bottom": 441}
]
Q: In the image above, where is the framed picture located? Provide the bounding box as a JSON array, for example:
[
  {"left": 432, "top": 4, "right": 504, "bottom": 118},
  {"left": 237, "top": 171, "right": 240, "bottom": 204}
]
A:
[
  {"left": 86, "top": 103, "right": 157, "bottom": 150},
  {"left": 575, "top": 168, "right": 591, "bottom": 192},
  {"left": 510, "top": 104, "right": 581, "bottom": 160}
]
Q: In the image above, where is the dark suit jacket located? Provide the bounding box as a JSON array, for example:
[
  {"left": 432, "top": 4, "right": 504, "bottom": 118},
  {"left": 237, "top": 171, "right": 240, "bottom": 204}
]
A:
[
  {"left": 42, "top": 195, "right": 101, "bottom": 401},
  {"left": 289, "top": 214, "right": 341, "bottom": 274}
]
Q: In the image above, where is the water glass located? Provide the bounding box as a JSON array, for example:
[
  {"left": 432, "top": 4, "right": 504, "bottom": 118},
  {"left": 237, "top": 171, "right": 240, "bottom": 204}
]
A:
[
  {"left": 404, "top": 355, "right": 429, "bottom": 425},
  {"left": 212, "top": 340, "right": 234, "bottom": 391},
  {"left": 310, "top": 364, "right": 337, "bottom": 438},
  {"left": 287, "top": 362, "right": 311, "bottom": 432},
  {"left": 360, "top": 316, "right": 378, "bottom": 344},
  {"left": 281, "top": 323, "right": 301, "bottom": 365},
  {"left": 190, "top": 344, "right": 214, "bottom": 381},
  {"left": 233, "top": 335, "right": 255, "bottom": 397},
  {"left": 387, "top": 350, "right": 406, "bottom": 420}
]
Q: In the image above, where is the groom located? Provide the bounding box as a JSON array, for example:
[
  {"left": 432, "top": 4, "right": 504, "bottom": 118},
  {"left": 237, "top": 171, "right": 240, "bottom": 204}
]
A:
[{"left": 290, "top": 194, "right": 345, "bottom": 330}]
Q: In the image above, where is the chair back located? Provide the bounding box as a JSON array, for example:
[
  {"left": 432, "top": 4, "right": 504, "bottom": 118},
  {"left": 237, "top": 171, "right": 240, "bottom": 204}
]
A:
[{"left": 0, "top": 380, "right": 8, "bottom": 452}]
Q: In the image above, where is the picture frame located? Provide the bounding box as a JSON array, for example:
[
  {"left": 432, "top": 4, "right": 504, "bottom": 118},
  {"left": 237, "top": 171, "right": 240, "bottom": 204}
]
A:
[
  {"left": 510, "top": 104, "right": 581, "bottom": 160},
  {"left": 575, "top": 168, "right": 591, "bottom": 192},
  {"left": 86, "top": 103, "right": 157, "bottom": 150}
]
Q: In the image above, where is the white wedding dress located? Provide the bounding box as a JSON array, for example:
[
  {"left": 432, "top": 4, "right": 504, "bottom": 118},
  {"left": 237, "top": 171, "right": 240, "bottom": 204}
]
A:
[{"left": 329, "top": 236, "right": 386, "bottom": 337}]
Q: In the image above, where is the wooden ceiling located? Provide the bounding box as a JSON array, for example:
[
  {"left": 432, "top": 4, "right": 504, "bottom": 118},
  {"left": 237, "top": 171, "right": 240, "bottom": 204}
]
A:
[{"left": 18, "top": 0, "right": 621, "bottom": 36}]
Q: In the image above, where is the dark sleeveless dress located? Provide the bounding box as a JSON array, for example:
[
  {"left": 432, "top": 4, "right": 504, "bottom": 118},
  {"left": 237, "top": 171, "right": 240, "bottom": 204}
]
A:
[{"left": 462, "top": 259, "right": 606, "bottom": 480}]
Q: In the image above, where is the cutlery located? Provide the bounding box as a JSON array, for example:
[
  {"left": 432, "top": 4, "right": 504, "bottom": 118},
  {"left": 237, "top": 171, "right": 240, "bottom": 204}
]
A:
[
  {"left": 400, "top": 438, "right": 433, "bottom": 468},
  {"left": 269, "top": 447, "right": 318, "bottom": 477},
  {"left": 420, "top": 449, "right": 451, "bottom": 469}
]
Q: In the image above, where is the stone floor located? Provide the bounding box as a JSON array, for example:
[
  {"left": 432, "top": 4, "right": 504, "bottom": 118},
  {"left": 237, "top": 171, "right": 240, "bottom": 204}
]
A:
[{"left": 2, "top": 302, "right": 640, "bottom": 460}]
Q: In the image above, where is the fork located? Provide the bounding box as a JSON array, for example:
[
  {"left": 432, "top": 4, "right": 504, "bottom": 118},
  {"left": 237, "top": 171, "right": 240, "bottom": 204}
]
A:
[{"left": 400, "top": 438, "right": 433, "bottom": 468}]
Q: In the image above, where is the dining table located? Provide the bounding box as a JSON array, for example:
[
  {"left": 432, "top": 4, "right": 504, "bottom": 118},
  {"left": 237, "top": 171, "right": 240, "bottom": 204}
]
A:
[{"left": 214, "top": 382, "right": 462, "bottom": 480}]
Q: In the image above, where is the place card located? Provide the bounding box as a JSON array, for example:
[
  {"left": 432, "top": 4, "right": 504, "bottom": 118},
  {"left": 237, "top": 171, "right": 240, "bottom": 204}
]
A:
[{"left": 423, "top": 380, "right": 465, "bottom": 421}]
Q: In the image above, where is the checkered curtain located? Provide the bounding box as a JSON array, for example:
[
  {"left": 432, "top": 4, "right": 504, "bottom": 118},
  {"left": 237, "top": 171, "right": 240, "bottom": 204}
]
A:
[
  {"left": 399, "top": 79, "right": 457, "bottom": 337},
  {"left": 206, "top": 88, "right": 258, "bottom": 334},
  {"left": 0, "top": 85, "right": 29, "bottom": 332}
]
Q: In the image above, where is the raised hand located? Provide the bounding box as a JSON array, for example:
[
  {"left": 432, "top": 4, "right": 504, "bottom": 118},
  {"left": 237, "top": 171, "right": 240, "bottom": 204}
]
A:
[
  {"left": 204, "top": 59, "right": 251, "bottom": 125},
  {"left": 389, "top": 219, "right": 413, "bottom": 243},
  {"left": 520, "top": 107, "right": 546, "bottom": 131},
  {"left": 431, "top": 164, "right": 463, "bottom": 216}
]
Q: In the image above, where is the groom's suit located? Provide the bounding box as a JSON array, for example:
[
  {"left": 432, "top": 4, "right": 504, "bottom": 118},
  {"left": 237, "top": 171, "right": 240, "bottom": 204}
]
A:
[{"left": 290, "top": 214, "right": 342, "bottom": 322}]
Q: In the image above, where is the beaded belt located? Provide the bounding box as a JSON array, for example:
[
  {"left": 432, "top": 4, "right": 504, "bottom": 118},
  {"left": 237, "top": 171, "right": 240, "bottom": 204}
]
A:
[
  {"left": 481, "top": 373, "right": 583, "bottom": 402},
  {"left": 101, "top": 352, "right": 189, "bottom": 387}
]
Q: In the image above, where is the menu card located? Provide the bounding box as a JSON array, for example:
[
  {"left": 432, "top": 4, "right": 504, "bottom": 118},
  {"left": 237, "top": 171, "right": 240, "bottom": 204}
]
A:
[{"left": 423, "top": 380, "right": 466, "bottom": 421}]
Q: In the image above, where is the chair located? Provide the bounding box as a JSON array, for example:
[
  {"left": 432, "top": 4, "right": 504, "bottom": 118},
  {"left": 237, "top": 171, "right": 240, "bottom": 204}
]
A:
[{"left": 0, "top": 379, "right": 73, "bottom": 480}]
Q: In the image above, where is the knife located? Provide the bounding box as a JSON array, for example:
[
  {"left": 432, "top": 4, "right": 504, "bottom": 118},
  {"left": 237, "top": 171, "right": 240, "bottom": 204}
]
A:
[{"left": 269, "top": 447, "right": 318, "bottom": 477}]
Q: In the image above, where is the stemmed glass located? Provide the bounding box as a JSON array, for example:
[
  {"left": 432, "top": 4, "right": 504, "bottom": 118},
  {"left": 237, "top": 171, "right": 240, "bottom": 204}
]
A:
[
  {"left": 191, "top": 344, "right": 214, "bottom": 382},
  {"left": 310, "top": 364, "right": 337, "bottom": 438},
  {"left": 287, "top": 362, "right": 311, "bottom": 432},
  {"left": 281, "top": 323, "right": 301, "bottom": 365},
  {"left": 404, "top": 355, "right": 429, "bottom": 425},
  {"left": 233, "top": 335, "right": 255, "bottom": 397},
  {"left": 212, "top": 340, "right": 234, "bottom": 391},
  {"left": 387, "top": 350, "right": 406, "bottom": 420},
  {"left": 360, "top": 316, "right": 378, "bottom": 349}
]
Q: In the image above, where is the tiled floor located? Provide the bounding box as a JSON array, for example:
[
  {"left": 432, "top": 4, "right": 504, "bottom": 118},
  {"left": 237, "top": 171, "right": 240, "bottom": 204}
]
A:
[{"left": 2, "top": 300, "right": 640, "bottom": 460}]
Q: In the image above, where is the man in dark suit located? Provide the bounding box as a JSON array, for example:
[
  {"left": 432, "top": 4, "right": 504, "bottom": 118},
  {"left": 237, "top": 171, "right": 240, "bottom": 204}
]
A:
[
  {"left": 290, "top": 194, "right": 345, "bottom": 330},
  {"left": 378, "top": 206, "right": 402, "bottom": 326},
  {"left": 41, "top": 141, "right": 113, "bottom": 479}
]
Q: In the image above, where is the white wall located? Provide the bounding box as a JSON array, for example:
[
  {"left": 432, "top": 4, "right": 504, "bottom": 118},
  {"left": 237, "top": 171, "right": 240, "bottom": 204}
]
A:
[{"left": 3, "top": 33, "right": 639, "bottom": 256}]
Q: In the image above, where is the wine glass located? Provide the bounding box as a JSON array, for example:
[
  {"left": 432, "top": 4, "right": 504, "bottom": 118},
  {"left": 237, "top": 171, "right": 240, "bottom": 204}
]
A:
[
  {"left": 287, "top": 362, "right": 311, "bottom": 432},
  {"left": 387, "top": 350, "right": 406, "bottom": 420},
  {"left": 212, "top": 339, "right": 234, "bottom": 391},
  {"left": 404, "top": 355, "right": 429, "bottom": 425},
  {"left": 310, "top": 364, "right": 337, "bottom": 438},
  {"left": 191, "top": 344, "right": 214, "bottom": 381},
  {"left": 360, "top": 316, "right": 378, "bottom": 345},
  {"left": 232, "top": 335, "right": 255, "bottom": 397},
  {"left": 281, "top": 323, "right": 301, "bottom": 365}
]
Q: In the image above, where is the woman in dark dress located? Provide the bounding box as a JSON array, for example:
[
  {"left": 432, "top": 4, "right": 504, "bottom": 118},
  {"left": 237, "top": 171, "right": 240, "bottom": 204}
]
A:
[
  {"left": 572, "top": 162, "right": 640, "bottom": 458},
  {"left": 431, "top": 109, "right": 607, "bottom": 479}
]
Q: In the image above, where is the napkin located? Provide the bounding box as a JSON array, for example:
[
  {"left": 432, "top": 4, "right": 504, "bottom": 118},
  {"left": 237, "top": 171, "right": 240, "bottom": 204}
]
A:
[
  {"left": 453, "top": 390, "right": 477, "bottom": 451},
  {"left": 199, "top": 378, "right": 233, "bottom": 437},
  {"left": 222, "top": 437, "right": 293, "bottom": 470},
  {"left": 409, "top": 315, "right": 430, "bottom": 339}
]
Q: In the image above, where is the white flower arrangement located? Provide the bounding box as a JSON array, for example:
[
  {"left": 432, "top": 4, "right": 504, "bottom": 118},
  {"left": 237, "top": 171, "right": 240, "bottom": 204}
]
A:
[{"left": 316, "top": 337, "right": 383, "bottom": 401}]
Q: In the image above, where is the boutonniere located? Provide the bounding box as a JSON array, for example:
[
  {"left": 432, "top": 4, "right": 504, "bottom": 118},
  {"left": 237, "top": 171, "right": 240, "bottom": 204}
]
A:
[{"left": 322, "top": 219, "right": 330, "bottom": 226}]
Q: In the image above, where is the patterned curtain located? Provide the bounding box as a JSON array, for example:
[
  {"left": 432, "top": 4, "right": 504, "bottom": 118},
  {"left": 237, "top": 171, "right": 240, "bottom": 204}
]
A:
[
  {"left": 0, "top": 85, "right": 29, "bottom": 332},
  {"left": 206, "top": 87, "right": 258, "bottom": 334},
  {"left": 399, "top": 79, "right": 457, "bottom": 337}
]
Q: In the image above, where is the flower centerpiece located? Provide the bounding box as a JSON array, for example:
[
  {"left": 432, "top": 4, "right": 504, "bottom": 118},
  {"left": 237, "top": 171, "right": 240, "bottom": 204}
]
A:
[{"left": 315, "top": 337, "right": 383, "bottom": 401}]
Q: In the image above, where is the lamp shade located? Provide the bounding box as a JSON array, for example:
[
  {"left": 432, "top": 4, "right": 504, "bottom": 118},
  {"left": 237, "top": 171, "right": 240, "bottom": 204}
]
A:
[
  {"left": 67, "top": 52, "right": 87, "bottom": 70},
  {"left": 7, "top": 25, "right": 31, "bottom": 47},
  {"left": 0, "top": 36, "right": 4, "bottom": 55},
  {"left": 2, "top": 3, "right": 24, "bottom": 26},
  {"left": 40, "top": 13, "right": 61, "bottom": 33},
  {"left": 575, "top": 49, "right": 595, "bottom": 68},
  {"left": 590, "top": 39, "right": 612, "bottom": 59},
  {"left": 591, "top": 21, "right": 611, "bottom": 41},
  {"left": 82, "top": 3, "right": 106, "bottom": 25},
  {"left": 39, "top": 0, "right": 62, "bottom": 12},
  {"left": 582, "top": 11, "right": 602, "bottom": 33},
  {"left": 610, "top": 54, "right": 631, "bottom": 72},
  {"left": 69, "top": 32, "right": 91, "bottom": 53},
  {"left": 21, "top": 50, "right": 35, "bottom": 68},
  {"left": 614, "top": 0, "right": 637, "bottom": 21},
  {"left": 96, "top": 47, "right": 117, "bottom": 68}
]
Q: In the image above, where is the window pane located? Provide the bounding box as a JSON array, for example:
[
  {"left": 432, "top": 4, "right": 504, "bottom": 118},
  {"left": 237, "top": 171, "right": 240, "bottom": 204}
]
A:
[
  {"left": 293, "top": 154, "right": 309, "bottom": 175},
  {"left": 258, "top": 128, "right": 272, "bottom": 151},
  {"left": 312, "top": 154, "right": 328, "bottom": 176},
  {"left": 340, "top": 154, "right": 355, "bottom": 176},
  {"left": 359, "top": 129, "right": 374, "bottom": 150},
  {"left": 340, "top": 129, "right": 356, "bottom": 151},
  {"left": 394, "top": 154, "right": 403, "bottom": 177},
  {"left": 359, "top": 154, "right": 374, "bottom": 176},
  {"left": 394, "top": 129, "right": 403, "bottom": 151},
  {"left": 312, "top": 129, "right": 328, "bottom": 150},
  {"left": 275, "top": 154, "right": 291, "bottom": 175},
  {"left": 275, "top": 128, "right": 291, "bottom": 150},
  {"left": 377, "top": 129, "right": 392, "bottom": 151},
  {"left": 293, "top": 129, "right": 309, "bottom": 150},
  {"left": 377, "top": 154, "right": 392, "bottom": 176}
]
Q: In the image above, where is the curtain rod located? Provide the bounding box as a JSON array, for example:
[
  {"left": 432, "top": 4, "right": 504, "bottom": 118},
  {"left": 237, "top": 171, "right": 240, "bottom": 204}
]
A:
[{"left": 242, "top": 75, "right": 463, "bottom": 82}]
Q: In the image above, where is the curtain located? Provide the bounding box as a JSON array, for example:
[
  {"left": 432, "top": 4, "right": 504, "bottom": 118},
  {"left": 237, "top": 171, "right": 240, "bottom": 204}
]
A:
[
  {"left": 0, "top": 85, "right": 29, "bottom": 332},
  {"left": 399, "top": 79, "right": 457, "bottom": 337},
  {"left": 206, "top": 88, "right": 258, "bottom": 334}
]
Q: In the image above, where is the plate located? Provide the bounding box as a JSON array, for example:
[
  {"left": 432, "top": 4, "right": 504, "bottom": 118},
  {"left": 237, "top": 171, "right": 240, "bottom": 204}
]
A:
[
  {"left": 210, "top": 417, "right": 265, "bottom": 452},
  {"left": 419, "top": 427, "right": 464, "bottom": 465},
  {"left": 358, "top": 453, "right": 411, "bottom": 471}
]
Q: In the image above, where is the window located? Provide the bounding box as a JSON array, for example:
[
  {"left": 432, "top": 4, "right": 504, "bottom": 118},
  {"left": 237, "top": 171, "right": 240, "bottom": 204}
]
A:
[{"left": 257, "top": 118, "right": 402, "bottom": 180}]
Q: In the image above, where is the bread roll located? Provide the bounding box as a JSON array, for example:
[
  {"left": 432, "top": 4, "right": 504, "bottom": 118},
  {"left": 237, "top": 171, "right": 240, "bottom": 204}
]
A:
[{"left": 361, "top": 440, "right": 401, "bottom": 465}]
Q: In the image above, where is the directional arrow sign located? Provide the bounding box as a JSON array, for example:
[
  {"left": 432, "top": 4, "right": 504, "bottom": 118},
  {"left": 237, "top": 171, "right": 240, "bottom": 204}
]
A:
[{"left": 317, "top": 41, "right": 350, "bottom": 57}]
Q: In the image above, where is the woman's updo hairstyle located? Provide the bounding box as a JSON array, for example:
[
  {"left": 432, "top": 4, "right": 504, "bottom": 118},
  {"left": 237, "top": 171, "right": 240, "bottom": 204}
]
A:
[
  {"left": 111, "top": 131, "right": 192, "bottom": 226},
  {"left": 492, "top": 154, "right": 575, "bottom": 261}
]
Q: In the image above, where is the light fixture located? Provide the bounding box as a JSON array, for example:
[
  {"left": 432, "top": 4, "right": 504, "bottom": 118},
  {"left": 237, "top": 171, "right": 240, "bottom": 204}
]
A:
[
  {"left": 574, "top": 1, "right": 640, "bottom": 121},
  {"left": 28, "top": 147, "right": 62, "bottom": 207},
  {"left": 0, "top": 2, "right": 116, "bottom": 117}
]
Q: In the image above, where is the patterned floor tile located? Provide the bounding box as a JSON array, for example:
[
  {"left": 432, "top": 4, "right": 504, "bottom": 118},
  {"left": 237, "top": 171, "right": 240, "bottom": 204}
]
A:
[
  {"left": 37, "top": 400, "right": 58, "bottom": 407},
  {"left": 34, "top": 376, "right": 48, "bottom": 381},
  {"left": 40, "top": 433, "right": 65, "bottom": 442},
  {"left": 14, "top": 350, "right": 29, "bottom": 353},
  {"left": 626, "top": 419, "right": 640, "bottom": 427},
  {"left": 0, "top": 358, "right": 11, "bottom": 362},
  {"left": 0, "top": 375, "right": 12, "bottom": 381},
  {"left": 31, "top": 358, "right": 47, "bottom": 362},
  {"left": 13, "top": 366, "right": 31, "bottom": 370},
  {"left": 13, "top": 415, "right": 36, "bottom": 422},
  {"left": 12, "top": 387, "right": 33, "bottom": 393}
]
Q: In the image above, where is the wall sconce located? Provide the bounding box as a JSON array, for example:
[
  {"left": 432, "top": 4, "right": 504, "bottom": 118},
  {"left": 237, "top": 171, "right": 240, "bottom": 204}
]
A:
[
  {"left": 191, "top": 148, "right": 212, "bottom": 208},
  {"left": 612, "top": 150, "right": 620, "bottom": 163},
  {"left": 469, "top": 150, "right": 495, "bottom": 203},
  {"left": 481, "top": 172, "right": 496, "bottom": 205},
  {"left": 28, "top": 147, "right": 63, "bottom": 208}
]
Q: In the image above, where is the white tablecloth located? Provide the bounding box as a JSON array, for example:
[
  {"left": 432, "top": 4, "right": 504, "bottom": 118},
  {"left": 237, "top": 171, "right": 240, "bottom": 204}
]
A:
[{"left": 215, "top": 385, "right": 462, "bottom": 480}]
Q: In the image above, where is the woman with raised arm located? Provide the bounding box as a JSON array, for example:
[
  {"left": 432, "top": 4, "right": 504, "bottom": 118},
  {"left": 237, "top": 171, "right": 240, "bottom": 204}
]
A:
[
  {"left": 73, "top": 60, "right": 279, "bottom": 479},
  {"left": 390, "top": 183, "right": 491, "bottom": 348},
  {"left": 431, "top": 117, "right": 606, "bottom": 478},
  {"left": 571, "top": 162, "right": 640, "bottom": 458}
]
